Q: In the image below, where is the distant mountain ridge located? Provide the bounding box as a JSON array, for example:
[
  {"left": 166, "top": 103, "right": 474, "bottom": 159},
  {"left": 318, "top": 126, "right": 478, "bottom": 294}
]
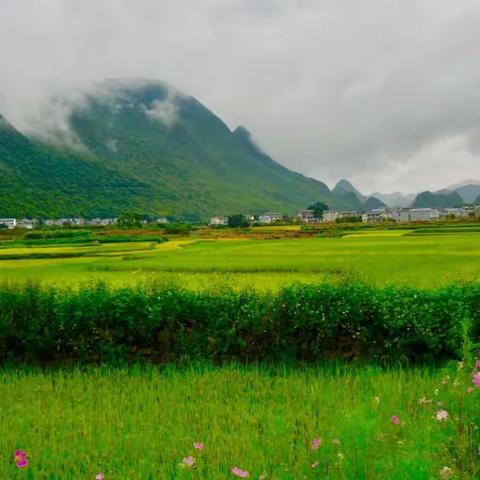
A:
[{"left": 331, "top": 179, "right": 386, "bottom": 210}]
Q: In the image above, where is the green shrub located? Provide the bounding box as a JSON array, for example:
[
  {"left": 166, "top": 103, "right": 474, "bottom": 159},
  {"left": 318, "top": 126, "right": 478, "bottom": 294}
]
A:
[{"left": 0, "top": 281, "right": 479, "bottom": 365}]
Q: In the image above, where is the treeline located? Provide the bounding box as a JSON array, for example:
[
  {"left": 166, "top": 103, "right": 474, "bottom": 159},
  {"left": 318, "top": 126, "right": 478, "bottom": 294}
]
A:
[{"left": 0, "top": 282, "right": 479, "bottom": 365}]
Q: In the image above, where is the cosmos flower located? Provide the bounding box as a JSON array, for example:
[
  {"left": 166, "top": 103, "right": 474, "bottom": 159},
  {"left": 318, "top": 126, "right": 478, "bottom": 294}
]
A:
[
  {"left": 181, "top": 456, "right": 196, "bottom": 469},
  {"left": 231, "top": 466, "right": 250, "bottom": 477},
  {"left": 473, "top": 372, "right": 480, "bottom": 388},
  {"left": 14, "top": 450, "right": 28, "bottom": 468},
  {"left": 311, "top": 438, "right": 321, "bottom": 450},
  {"left": 391, "top": 415, "right": 401, "bottom": 425},
  {"left": 436, "top": 409, "right": 449, "bottom": 422},
  {"left": 96, "top": 474, "right": 105, "bottom": 480},
  {"left": 193, "top": 442, "right": 205, "bottom": 451}
]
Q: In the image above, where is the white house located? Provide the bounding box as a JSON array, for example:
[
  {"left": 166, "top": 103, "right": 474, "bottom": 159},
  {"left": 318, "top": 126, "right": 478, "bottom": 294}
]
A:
[
  {"left": 322, "top": 211, "right": 361, "bottom": 222},
  {"left": 409, "top": 208, "right": 440, "bottom": 222},
  {"left": 296, "top": 210, "right": 318, "bottom": 223},
  {"left": 0, "top": 218, "right": 17, "bottom": 229},
  {"left": 258, "top": 213, "right": 284, "bottom": 224},
  {"left": 362, "top": 210, "right": 388, "bottom": 223},
  {"left": 209, "top": 216, "right": 228, "bottom": 226},
  {"left": 17, "top": 219, "right": 35, "bottom": 229},
  {"left": 390, "top": 209, "right": 411, "bottom": 223},
  {"left": 442, "top": 208, "right": 471, "bottom": 219}
]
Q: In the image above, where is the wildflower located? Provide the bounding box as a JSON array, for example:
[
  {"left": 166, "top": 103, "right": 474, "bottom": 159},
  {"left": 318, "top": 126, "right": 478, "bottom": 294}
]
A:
[
  {"left": 96, "top": 474, "right": 105, "bottom": 480},
  {"left": 475, "top": 360, "right": 480, "bottom": 370},
  {"left": 436, "top": 409, "right": 449, "bottom": 422},
  {"left": 467, "top": 386, "right": 475, "bottom": 394},
  {"left": 311, "top": 438, "right": 321, "bottom": 450},
  {"left": 311, "top": 461, "right": 319, "bottom": 468},
  {"left": 473, "top": 372, "right": 480, "bottom": 388},
  {"left": 439, "top": 466, "right": 453, "bottom": 479},
  {"left": 193, "top": 442, "right": 205, "bottom": 451},
  {"left": 14, "top": 450, "right": 29, "bottom": 468},
  {"left": 391, "top": 415, "right": 401, "bottom": 425},
  {"left": 181, "top": 456, "right": 196, "bottom": 469},
  {"left": 231, "top": 466, "right": 250, "bottom": 477}
]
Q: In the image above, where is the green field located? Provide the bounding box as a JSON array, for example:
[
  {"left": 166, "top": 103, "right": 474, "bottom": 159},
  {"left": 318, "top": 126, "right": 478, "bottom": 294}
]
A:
[
  {"left": 1, "top": 228, "right": 480, "bottom": 288},
  {"left": 2, "top": 225, "right": 480, "bottom": 479},
  {"left": 1, "top": 364, "right": 479, "bottom": 479}
]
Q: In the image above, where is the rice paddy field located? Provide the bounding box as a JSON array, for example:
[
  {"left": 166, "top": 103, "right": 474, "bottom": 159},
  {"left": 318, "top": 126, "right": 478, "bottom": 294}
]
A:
[
  {"left": 2, "top": 223, "right": 480, "bottom": 479},
  {"left": 0, "top": 226, "right": 479, "bottom": 289},
  {"left": 1, "top": 364, "right": 480, "bottom": 479}
]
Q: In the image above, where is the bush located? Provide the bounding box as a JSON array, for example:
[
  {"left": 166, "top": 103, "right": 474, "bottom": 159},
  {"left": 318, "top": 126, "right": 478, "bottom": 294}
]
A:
[{"left": 0, "top": 281, "right": 479, "bottom": 365}]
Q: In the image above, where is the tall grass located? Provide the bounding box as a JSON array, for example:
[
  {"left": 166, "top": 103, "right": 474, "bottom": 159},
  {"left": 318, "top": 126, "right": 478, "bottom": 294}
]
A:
[{"left": 0, "top": 363, "right": 479, "bottom": 479}]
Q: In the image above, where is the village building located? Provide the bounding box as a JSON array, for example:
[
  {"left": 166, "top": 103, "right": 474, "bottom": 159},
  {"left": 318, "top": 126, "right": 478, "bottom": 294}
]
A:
[
  {"left": 322, "top": 211, "right": 361, "bottom": 222},
  {"left": 362, "top": 209, "right": 388, "bottom": 223},
  {"left": 296, "top": 209, "right": 318, "bottom": 223},
  {"left": 258, "top": 213, "right": 284, "bottom": 224},
  {"left": 209, "top": 216, "right": 228, "bottom": 226},
  {"left": 0, "top": 218, "right": 17, "bottom": 229},
  {"left": 409, "top": 208, "right": 440, "bottom": 222}
]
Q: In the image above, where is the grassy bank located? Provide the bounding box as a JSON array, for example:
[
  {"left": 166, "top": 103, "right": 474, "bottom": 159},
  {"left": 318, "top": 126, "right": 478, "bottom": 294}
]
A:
[{"left": 1, "top": 364, "right": 479, "bottom": 479}]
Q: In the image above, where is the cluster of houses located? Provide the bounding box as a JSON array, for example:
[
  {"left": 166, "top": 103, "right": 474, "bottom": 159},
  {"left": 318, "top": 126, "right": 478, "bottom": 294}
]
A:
[
  {"left": 209, "top": 205, "right": 480, "bottom": 227},
  {"left": 0, "top": 217, "right": 170, "bottom": 230}
]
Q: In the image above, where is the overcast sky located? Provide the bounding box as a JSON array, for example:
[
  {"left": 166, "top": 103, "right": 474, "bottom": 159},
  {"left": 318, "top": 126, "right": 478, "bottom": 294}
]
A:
[{"left": 1, "top": 0, "right": 480, "bottom": 194}]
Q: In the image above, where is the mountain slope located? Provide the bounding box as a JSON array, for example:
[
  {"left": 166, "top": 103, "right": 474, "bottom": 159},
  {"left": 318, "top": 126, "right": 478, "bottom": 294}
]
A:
[
  {"left": 0, "top": 79, "right": 345, "bottom": 218},
  {"left": 0, "top": 114, "right": 151, "bottom": 217},
  {"left": 412, "top": 191, "right": 463, "bottom": 208}
]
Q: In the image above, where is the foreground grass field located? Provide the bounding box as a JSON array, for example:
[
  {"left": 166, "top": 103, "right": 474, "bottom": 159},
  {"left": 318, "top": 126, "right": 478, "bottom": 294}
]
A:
[
  {"left": 1, "top": 364, "right": 479, "bottom": 479},
  {"left": 0, "top": 228, "right": 480, "bottom": 288}
]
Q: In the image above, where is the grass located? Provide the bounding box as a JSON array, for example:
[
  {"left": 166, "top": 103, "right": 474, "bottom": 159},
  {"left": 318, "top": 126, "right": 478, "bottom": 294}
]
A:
[
  {"left": 0, "top": 363, "right": 479, "bottom": 479},
  {"left": 0, "top": 229, "right": 480, "bottom": 288}
]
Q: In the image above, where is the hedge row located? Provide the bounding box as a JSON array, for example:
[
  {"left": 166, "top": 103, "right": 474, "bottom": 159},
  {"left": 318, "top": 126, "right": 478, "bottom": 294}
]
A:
[{"left": 0, "top": 282, "right": 479, "bottom": 364}]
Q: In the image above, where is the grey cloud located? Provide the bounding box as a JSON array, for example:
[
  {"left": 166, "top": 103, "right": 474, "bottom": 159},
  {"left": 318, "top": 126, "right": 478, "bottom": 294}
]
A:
[{"left": 1, "top": 0, "right": 480, "bottom": 193}]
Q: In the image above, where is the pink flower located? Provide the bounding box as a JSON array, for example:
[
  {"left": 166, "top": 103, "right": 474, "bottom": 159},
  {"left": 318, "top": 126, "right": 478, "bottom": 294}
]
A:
[
  {"left": 436, "top": 409, "right": 449, "bottom": 422},
  {"left": 475, "top": 360, "right": 480, "bottom": 370},
  {"left": 181, "top": 456, "right": 196, "bottom": 468},
  {"left": 231, "top": 466, "right": 250, "bottom": 477},
  {"left": 14, "top": 450, "right": 29, "bottom": 468},
  {"left": 96, "top": 474, "right": 105, "bottom": 480},
  {"left": 391, "top": 415, "right": 401, "bottom": 425},
  {"left": 193, "top": 442, "right": 205, "bottom": 451},
  {"left": 311, "top": 438, "right": 321, "bottom": 450},
  {"left": 473, "top": 372, "right": 480, "bottom": 388}
]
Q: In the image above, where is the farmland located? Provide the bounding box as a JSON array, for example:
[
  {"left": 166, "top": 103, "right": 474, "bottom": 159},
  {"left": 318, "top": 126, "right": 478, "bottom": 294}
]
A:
[
  {"left": 0, "top": 226, "right": 479, "bottom": 288},
  {"left": 1, "top": 364, "right": 480, "bottom": 479},
  {"left": 2, "top": 223, "right": 480, "bottom": 479}
]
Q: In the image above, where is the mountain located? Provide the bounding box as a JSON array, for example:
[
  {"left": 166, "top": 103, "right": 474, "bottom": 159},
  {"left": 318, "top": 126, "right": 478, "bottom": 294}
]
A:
[
  {"left": 332, "top": 179, "right": 387, "bottom": 211},
  {"left": 412, "top": 191, "right": 464, "bottom": 209},
  {"left": 0, "top": 79, "right": 346, "bottom": 218},
  {"left": 370, "top": 191, "right": 416, "bottom": 208},
  {"left": 363, "top": 196, "right": 387, "bottom": 210},
  {"left": 448, "top": 184, "right": 480, "bottom": 204},
  {"left": 0, "top": 113, "right": 150, "bottom": 217}
]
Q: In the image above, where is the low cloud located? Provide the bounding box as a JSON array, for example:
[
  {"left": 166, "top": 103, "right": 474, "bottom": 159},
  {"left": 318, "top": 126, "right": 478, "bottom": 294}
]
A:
[{"left": 1, "top": 0, "right": 480, "bottom": 193}]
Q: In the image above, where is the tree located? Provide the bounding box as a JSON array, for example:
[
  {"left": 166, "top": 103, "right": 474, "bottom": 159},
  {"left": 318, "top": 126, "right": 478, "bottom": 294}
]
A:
[
  {"left": 308, "top": 201, "right": 329, "bottom": 219},
  {"left": 228, "top": 214, "right": 249, "bottom": 228}
]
